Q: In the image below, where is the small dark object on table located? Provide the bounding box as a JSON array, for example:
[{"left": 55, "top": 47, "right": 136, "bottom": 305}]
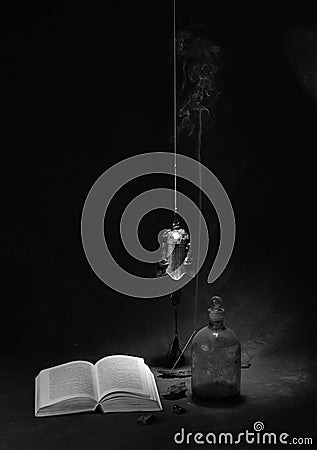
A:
[
  {"left": 137, "top": 414, "right": 155, "bottom": 425},
  {"left": 173, "top": 404, "right": 186, "bottom": 414},
  {"left": 157, "top": 368, "right": 191, "bottom": 379},
  {"left": 241, "top": 362, "right": 252, "bottom": 369},
  {"left": 162, "top": 381, "right": 188, "bottom": 400}
]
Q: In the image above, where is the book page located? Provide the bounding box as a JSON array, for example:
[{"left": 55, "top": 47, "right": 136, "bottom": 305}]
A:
[
  {"left": 37, "top": 361, "right": 98, "bottom": 409},
  {"left": 95, "top": 355, "right": 150, "bottom": 401}
]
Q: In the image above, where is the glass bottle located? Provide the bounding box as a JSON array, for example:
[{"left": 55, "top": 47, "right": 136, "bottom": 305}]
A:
[{"left": 191, "top": 296, "right": 241, "bottom": 400}]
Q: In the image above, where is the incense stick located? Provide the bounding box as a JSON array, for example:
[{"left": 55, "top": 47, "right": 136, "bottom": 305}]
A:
[{"left": 170, "top": 329, "right": 197, "bottom": 373}]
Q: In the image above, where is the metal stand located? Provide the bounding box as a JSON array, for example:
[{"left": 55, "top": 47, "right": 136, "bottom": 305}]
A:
[{"left": 166, "top": 290, "right": 185, "bottom": 368}]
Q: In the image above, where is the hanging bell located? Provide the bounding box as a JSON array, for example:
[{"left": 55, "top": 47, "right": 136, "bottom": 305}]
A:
[{"left": 157, "top": 215, "right": 194, "bottom": 280}]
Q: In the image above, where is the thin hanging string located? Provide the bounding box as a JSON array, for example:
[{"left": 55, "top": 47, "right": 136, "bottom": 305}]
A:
[{"left": 173, "top": 0, "right": 177, "bottom": 214}]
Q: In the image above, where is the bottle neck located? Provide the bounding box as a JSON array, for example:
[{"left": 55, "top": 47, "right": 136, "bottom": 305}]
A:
[
  {"left": 209, "top": 319, "right": 224, "bottom": 331},
  {"left": 208, "top": 307, "right": 225, "bottom": 330}
]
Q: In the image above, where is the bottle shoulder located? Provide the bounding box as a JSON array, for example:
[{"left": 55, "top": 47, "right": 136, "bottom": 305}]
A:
[{"left": 192, "top": 324, "right": 240, "bottom": 346}]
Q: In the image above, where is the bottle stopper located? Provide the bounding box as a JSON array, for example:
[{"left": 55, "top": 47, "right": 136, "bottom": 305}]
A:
[
  {"left": 208, "top": 295, "right": 225, "bottom": 321},
  {"left": 211, "top": 296, "right": 223, "bottom": 309}
]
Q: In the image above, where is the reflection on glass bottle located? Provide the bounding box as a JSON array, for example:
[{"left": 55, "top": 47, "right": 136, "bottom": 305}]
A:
[{"left": 191, "top": 296, "right": 241, "bottom": 400}]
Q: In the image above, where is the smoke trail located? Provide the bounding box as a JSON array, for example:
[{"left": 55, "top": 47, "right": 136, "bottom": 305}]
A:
[
  {"left": 193, "top": 108, "right": 203, "bottom": 328},
  {"left": 177, "top": 31, "right": 221, "bottom": 137},
  {"left": 176, "top": 28, "right": 222, "bottom": 328}
]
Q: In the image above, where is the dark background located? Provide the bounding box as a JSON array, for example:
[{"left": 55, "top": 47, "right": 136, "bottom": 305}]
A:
[{"left": 1, "top": 0, "right": 317, "bottom": 437}]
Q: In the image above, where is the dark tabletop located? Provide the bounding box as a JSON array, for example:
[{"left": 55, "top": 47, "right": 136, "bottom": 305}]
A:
[{"left": 0, "top": 350, "right": 316, "bottom": 450}]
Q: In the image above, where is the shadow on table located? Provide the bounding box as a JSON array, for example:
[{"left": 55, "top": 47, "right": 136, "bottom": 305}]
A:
[{"left": 191, "top": 393, "right": 246, "bottom": 408}]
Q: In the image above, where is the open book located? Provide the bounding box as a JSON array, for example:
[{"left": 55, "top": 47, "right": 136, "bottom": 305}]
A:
[{"left": 35, "top": 355, "right": 162, "bottom": 416}]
